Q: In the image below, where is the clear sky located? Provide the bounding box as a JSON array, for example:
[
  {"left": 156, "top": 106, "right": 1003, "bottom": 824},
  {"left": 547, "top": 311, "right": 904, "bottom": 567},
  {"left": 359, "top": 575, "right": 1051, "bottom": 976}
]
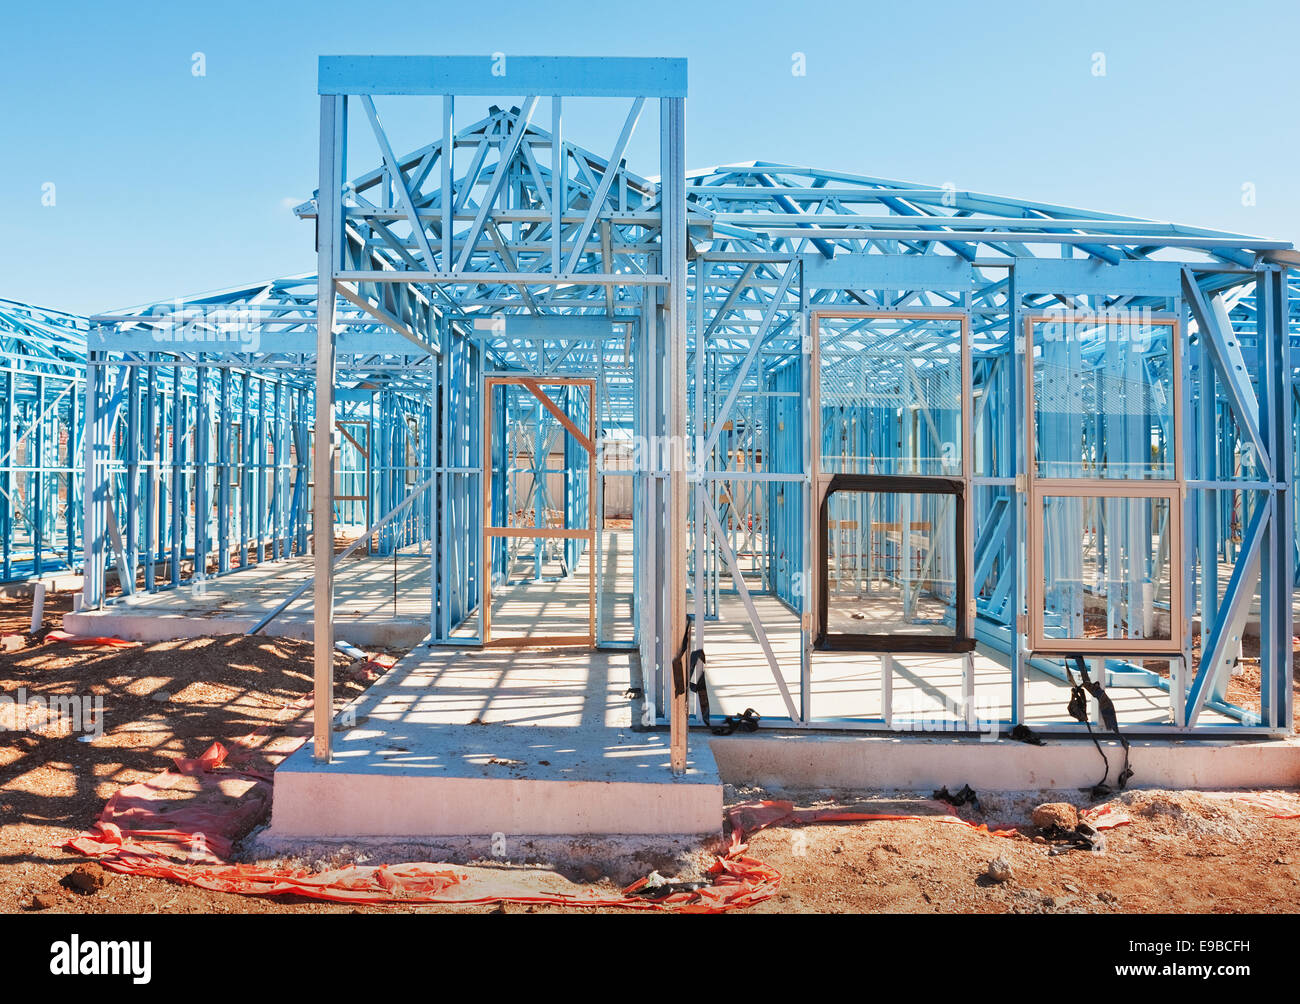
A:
[{"left": 2, "top": 0, "right": 1297, "bottom": 314}]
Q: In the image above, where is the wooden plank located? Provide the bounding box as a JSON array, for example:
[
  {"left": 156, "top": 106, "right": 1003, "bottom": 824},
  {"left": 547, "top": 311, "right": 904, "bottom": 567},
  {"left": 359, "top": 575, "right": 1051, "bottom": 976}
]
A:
[
  {"left": 484, "top": 634, "right": 594, "bottom": 649},
  {"left": 335, "top": 421, "right": 370, "bottom": 459},
  {"left": 518, "top": 378, "right": 595, "bottom": 454},
  {"left": 486, "top": 527, "right": 594, "bottom": 540}
]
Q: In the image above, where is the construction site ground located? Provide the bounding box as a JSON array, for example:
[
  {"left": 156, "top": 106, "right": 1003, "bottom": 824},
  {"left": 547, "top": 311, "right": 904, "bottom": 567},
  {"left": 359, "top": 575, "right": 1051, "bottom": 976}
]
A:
[{"left": 1, "top": 589, "right": 1297, "bottom": 915}]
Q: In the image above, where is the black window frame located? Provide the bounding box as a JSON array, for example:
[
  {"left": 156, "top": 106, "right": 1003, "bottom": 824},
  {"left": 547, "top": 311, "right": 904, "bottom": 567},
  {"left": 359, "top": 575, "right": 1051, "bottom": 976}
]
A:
[{"left": 816, "top": 473, "right": 973, "bottom": 653}]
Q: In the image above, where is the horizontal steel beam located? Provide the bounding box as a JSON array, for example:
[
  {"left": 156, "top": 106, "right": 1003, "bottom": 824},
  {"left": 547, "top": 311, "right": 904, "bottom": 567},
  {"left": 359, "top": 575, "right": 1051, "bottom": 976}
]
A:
[{"left": 319, "top": 55, "right": 687, "bottom": 98}]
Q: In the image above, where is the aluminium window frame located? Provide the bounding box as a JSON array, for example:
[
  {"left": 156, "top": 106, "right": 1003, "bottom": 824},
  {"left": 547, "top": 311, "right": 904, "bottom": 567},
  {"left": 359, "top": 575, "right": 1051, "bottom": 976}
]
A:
[{"left": 1023, "top": 311, "right": 1185, "bottom": 655}]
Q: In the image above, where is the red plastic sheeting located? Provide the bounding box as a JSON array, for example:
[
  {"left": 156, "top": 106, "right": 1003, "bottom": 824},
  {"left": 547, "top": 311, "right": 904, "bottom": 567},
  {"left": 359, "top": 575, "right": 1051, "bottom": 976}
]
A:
[
  {"left": 67, "top": 738, "right": 1133, "bottom": 912},
  {"left": 44, "top": 629, "right": 139, "bottom": 648}
]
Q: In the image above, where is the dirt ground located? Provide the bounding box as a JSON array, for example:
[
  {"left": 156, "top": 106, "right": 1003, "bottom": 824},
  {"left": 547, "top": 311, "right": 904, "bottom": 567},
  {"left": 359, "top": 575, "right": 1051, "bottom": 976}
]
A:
[
  {"left": 0, "top": 588, "right": 1297, "bottom": 915},
  {"left": 736, "top": 787, "right": 1300, "bottom": 914}
]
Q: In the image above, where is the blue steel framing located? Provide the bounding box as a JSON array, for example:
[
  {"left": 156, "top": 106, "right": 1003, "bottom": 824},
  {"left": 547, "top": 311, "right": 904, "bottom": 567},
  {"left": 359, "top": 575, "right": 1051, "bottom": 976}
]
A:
[
  {"left": 79, "top": 275, "right": 436, "bottom": 608},
  {"left": 1, "top": 54, "right": 1291, "bottom": 768}
]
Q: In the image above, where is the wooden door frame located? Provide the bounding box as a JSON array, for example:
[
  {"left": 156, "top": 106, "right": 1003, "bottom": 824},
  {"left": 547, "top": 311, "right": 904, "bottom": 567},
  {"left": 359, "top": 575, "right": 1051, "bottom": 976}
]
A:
[{"left": 482, "top": 375, "right": 596, "bottom": 648}]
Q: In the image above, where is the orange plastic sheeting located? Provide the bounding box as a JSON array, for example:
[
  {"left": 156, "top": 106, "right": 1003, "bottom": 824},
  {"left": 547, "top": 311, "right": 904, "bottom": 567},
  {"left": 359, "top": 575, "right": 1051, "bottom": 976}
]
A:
[
  {"left": 64, "top": 738, "right": 776, "bottom": 912},
  {"left": 44, "top": 629, "right": 139, "bottom": 648}
]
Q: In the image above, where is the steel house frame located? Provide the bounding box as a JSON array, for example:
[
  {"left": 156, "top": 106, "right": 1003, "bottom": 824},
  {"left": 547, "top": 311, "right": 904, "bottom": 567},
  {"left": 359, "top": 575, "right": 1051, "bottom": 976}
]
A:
[
  {"left": 29, "top": 54, "right": 1296, "bottom": 770},
  {"left": 79, "top": 274, "right": 437, "bottom": 607}
]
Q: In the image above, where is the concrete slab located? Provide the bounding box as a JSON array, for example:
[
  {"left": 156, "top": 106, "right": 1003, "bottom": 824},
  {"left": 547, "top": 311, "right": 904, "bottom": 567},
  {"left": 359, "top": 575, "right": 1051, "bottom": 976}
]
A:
[
  {"left": 0, "top": 572, "right": 84, "bottom": 597},
  {"left": 697, "top": 593, "right": 1240, "bottom": 727},
  {"left": 269, "top": 644, "right": 724, "bottom": 838},
  {"left": 62, "top": 555, "right": 431, "bottom": 648},
  {"left": 268, "top": 640, "right": 1293, "bottom": 837},
  {"left": 62, "top": 532, "right": 637, "bottom": 650},
  {"left": 709, "top": 731, "right": 1300, "bottom": 792}
]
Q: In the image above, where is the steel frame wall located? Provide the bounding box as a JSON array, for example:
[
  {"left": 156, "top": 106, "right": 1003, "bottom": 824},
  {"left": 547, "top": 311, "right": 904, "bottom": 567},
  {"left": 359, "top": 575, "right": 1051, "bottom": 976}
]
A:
[
  {"left": 0, "top": 299, "right": 88, "bottom": 580},
  {"left": 80, "top": 276, "right": 436, "bottom": 608},
  {"left": 684, "top": 162, "right": 1296, "bottom": 737}
]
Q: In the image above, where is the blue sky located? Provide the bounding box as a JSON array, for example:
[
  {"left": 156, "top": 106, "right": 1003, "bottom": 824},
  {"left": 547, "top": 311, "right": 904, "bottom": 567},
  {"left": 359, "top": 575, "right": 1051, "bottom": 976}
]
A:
[{"left": 2, "top": 0, "right": 1297, "bottom": 314}]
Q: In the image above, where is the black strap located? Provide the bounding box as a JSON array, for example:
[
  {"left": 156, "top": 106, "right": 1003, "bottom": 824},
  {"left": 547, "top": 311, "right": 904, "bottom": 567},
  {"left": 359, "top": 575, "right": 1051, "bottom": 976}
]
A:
[
  {"left": 1066, "top": 655, "right": 1133, "bottom": 796},
  {"left": 1009, "top": 724, "right": 1045, "bottom": 746},
  {"left": 670, "top": 620, "right": 692, "bottom": 705},
  {"left": 688, "top": 648, "right": 710, "bottom": 727},
  {"left": 711, "top": 708, "right": 761, "bottom": 736}
]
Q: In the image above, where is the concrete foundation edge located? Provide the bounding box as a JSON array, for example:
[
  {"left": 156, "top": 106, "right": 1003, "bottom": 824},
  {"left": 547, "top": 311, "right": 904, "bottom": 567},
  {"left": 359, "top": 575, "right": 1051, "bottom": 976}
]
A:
[
  {"left": 708, "top": 733, "right": 1300, "bottom": 792},
  {"left": 270, "top": 772, "right": 725, "bottom": 837},
  {"left": 63, "top": 610, "right": 429, "bottom": 648}
]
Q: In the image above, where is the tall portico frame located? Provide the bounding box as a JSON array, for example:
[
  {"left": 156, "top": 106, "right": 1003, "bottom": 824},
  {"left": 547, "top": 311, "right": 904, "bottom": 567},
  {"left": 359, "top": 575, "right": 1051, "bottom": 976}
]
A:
[{"left": 313, "top": 56, "right": 689, "bottom": 764}]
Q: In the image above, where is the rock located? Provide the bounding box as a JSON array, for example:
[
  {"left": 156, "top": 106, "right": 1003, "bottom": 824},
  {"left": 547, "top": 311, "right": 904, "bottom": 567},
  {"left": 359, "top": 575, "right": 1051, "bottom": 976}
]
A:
[
  {"left": 63, "top": 863, "right": 114, "bottom": 894},
  {"left": 985, "top": 856, "right": 1014, "bottom": 884},
  {"left": 1032, "top": 802, "right": 1080, "bottom": 832},
  {"left": 30, "top": 890, "right": 59, "bottom": 910},
  {"left": 349, "top": 664, "right": 378, "bottom": 684},
  {"left": 150, "top": 691, "right": 171, "bottom": 703},
  {"left": 1097, "top": 890, "right": 1119, "bottom": 904}
]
